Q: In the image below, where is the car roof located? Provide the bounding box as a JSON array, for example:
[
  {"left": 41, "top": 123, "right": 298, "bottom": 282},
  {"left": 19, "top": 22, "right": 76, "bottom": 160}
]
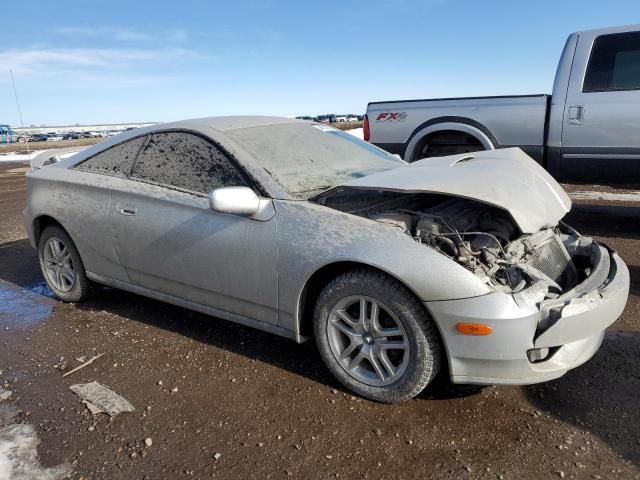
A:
[{"left": 160, "top": 116, "right": 302, "bottom": 132}]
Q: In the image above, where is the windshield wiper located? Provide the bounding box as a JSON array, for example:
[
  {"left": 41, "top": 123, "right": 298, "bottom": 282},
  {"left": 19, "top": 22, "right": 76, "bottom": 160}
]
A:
[{"left": 297, "top": 185, "right": 335, "bottom": 195}]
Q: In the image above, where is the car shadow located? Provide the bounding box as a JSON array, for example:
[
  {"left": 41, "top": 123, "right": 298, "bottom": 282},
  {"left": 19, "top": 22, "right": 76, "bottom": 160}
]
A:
[
  {"left": 0, "top": 237, "right": 480, "bottom": 399},
  {"left": 524, "top": 330, "right": 640, "bottom": 467},
  {"left": 0, "top": 238, "right": 43, "bottom": 289}
]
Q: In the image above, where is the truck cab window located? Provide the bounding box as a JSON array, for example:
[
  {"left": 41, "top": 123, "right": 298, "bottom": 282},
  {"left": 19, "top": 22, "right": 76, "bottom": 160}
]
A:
[{"left": 584, "top": 31, "right": 640, "bottom": 92}]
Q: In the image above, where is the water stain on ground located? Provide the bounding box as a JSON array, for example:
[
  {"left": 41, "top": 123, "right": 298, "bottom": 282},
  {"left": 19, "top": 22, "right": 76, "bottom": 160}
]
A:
[{"left": 0, "top": 280, "right": 56, "bottom": 329}]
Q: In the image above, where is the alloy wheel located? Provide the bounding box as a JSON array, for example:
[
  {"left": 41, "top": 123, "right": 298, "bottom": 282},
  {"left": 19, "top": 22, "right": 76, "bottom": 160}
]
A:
[
  {"left": 327, "top": 295, "right": 410, "bottom": 386},
  {"left": 43, "top": 237, "right": 75, "bottom": 292}
]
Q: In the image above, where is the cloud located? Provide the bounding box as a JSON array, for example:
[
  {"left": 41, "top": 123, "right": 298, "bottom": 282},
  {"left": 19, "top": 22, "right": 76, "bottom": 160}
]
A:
[
  {"left": 0, "top": 47, "right": 210, "bottom": 75},
  {"left": 53, "top": 26, "right": 155, "bottom": 42},
  {"left": 167, "top": 30, "right": 189, "bottom": 42},
  {"left": 53, "top": 26, "right": 189, "bottom": 43}
]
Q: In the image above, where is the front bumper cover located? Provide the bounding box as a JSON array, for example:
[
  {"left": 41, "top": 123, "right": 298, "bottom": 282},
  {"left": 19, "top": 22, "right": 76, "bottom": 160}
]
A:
[{"left": 426, "top": 246, "right": 629, "bottom": 385}]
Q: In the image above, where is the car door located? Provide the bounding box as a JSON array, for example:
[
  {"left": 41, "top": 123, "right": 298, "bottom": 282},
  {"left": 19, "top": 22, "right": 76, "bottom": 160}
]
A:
[
  {"left": 561, "top": 29, "right": 640, "bottom": 182},
  {"left": 67, "top": 135, "right": 148, "bottom": 282},
  {"left": 107, "top": 131, "right": 278, "bottom": 325}
]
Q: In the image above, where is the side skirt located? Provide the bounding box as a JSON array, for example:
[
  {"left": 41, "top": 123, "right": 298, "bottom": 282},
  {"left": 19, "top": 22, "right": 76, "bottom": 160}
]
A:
[{"left": 86, "top": 271, "right": 305, "bottom": 343}]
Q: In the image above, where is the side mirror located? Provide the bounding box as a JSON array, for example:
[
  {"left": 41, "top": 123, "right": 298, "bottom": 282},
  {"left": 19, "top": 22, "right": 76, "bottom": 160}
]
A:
[
  {"left": 209, "top": 186, "right": 261, "bottom": 216},
  {"left": 208, "top": 187, "right": 275, "bottom": 221}
]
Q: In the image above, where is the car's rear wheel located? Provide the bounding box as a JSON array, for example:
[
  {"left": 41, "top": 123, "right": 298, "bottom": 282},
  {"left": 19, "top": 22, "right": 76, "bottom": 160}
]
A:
[
  {"left": 38, "top": 225, "right": 92, "bottom": 302},
  {"left": 314, "top": 268, "right": 442, "bottom": 403}
]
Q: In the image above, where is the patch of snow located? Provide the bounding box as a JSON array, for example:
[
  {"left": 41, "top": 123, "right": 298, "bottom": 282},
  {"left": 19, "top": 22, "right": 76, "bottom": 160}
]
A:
[
  {"left": 0, "top": 405, "right": 70, "bottom": 480},
  {"left": 569, "top": 190, "right": 640, "bottom": 202},
  {"left": 0, "top": 150, "right": 49, "bottom": 163},
  {"left": 345, "top": 128, "right": 364, "bottom": 140}
]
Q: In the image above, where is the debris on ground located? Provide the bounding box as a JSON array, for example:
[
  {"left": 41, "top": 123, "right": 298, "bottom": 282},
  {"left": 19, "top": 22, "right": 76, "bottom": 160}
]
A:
[
  {"left": 0, "top": 388, "right": 12, "bottom": 401},
  {"left": 69, "top": 381, "right": 135, "bottom": 417},
  {"left": 62, "top": 353, "right": 104, "bottom": 377}
]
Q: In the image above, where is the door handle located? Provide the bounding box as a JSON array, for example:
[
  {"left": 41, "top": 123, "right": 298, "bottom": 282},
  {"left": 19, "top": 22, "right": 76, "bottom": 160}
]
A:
[
  {"left": 567, "top": 105, "right": 584, "bottom": 125},
  {"left": 117, "top": 204, "right": 137, "bottom": 216}
]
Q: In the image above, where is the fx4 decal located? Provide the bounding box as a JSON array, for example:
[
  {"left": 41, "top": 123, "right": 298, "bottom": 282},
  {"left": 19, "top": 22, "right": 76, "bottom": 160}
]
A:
[{"left": 375, "top": 112, "right": 408, "bottom": 122}]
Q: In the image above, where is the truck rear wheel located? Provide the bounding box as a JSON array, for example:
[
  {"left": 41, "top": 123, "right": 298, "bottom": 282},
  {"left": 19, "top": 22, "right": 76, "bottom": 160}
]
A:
[{"left": 413, "top": 130, "right": 484, "bottom": 161}]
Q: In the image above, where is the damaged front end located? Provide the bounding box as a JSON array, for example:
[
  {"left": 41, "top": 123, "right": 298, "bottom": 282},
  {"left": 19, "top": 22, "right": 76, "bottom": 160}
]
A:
[
  {"left": 324, "top": 191, "right": 591, "bottom": 298},
  {"left": 318, "top": 189, "right": 628, "bottom": 352}
]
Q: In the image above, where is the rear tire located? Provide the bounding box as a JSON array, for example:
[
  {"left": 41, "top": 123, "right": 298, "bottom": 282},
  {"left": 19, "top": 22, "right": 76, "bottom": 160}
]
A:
[
  {"left": 314, "top": 268, "right": 442, "bottom": 403},
  {"left": 38, "top": 225, "right": 92, "bottom": 302},
  {"left": 413, "top": 131, "right": 484, "bottom": 161}
]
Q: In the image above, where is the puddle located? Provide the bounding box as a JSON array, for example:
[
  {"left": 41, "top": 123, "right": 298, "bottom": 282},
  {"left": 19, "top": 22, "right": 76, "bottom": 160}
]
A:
[
  {"left": 0, "top": 282, "right": 55, "bottom": 329},
  {"left": 24, "top": 281, "right": 55, "bottom": 299}
]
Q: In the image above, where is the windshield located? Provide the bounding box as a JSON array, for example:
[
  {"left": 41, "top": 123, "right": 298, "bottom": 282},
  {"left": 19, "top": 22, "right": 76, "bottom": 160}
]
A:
[{"left": 225, "top": 123, "right": 406, "bottom": 198}]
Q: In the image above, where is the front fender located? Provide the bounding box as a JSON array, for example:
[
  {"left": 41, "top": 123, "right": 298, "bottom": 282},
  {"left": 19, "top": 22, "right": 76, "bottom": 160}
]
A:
[{"left": 274, "top": 200, "right": 491, "bottom": 333}]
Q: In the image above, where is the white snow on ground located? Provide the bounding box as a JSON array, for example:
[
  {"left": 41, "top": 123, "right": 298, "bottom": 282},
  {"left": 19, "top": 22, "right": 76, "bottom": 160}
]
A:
[
  {"left": 0, "top": 403, "right": 70, "bottom": 480},
  {"left": 569, "top": 190, "right": 640, "bottom": 202},
  {"left": 345, "top": 127, "right": 364, "bottom": 139},
  {"left": 0, "top": 150, "right": 49, "bottom": 163}
]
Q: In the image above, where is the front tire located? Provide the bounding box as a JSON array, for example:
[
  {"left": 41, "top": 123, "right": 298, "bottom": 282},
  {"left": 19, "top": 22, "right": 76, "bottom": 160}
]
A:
[
  {"left": 314, "top": 269, "right": 442, "bottom": 403},
  {"left": 38, "top": 225, "right": 92, "bottom": 302}
]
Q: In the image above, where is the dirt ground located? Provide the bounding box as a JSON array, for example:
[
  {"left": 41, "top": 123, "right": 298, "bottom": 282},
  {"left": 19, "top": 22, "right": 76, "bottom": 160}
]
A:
[{"left": 0, "top": 162, "right": 638, "bottom": 479}]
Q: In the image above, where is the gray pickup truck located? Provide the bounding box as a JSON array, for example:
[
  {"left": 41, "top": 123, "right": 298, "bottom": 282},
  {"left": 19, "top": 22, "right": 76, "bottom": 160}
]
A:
[{"left": 365, "top": 24, "right": 640, "bottom": 183}]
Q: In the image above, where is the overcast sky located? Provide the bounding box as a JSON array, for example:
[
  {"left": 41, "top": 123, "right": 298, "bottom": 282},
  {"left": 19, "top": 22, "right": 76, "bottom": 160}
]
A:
[{"left": 1, "top": 0, "right": 639, "bottom": 126}]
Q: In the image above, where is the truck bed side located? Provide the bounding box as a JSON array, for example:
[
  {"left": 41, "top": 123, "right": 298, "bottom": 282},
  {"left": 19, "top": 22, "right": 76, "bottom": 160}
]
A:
[{"left": 367, "top": 94, "right": 549, "bottom": 163}]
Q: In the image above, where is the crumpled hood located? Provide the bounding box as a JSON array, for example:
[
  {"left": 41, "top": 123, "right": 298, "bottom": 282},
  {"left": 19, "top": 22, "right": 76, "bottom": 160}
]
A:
[{"left": 331, "top": 147, "right": 571, "bottom": 233}]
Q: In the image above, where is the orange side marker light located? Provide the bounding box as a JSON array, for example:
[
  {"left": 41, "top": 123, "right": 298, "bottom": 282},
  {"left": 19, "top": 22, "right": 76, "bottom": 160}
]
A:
[{"left": 456, "top": 323, "right": 492, "bottom": 336}]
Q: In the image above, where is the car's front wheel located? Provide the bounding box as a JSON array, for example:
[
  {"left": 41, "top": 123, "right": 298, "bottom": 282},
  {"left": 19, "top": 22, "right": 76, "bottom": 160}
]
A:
[
  {"left": 38, "top": 225, "right": 92, "bottom": 302},
  {"left": 314, "top": 268, "right": 442, "bottom": 403}
]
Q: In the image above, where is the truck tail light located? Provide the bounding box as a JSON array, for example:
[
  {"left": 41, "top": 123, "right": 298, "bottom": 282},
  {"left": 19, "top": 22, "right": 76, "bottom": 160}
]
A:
[{"left": 363, "top": 114, "right": 370, "bottom": 142}]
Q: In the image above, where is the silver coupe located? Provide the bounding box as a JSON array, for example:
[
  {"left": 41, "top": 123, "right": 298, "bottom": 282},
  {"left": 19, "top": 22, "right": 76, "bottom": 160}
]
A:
[{"left": 23, "top": 117, "right": 629, "bottom": 402}]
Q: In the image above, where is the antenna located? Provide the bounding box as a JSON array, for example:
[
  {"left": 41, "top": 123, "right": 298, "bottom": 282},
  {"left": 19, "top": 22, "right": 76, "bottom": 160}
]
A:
[{"left": 9, "top": 69, "right": 29, "bottom": 153}]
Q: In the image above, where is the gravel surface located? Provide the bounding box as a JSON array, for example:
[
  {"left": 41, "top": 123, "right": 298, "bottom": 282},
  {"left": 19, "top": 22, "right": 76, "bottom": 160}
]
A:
[{"left": 0, "top": 162, "right": 638, "bottom": 479}]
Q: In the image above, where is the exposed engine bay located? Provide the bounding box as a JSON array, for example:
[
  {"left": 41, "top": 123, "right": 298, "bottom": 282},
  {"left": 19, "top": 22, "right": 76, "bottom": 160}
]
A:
[{"left": 319, "top": 191, "right": 597, "bottom": 298}]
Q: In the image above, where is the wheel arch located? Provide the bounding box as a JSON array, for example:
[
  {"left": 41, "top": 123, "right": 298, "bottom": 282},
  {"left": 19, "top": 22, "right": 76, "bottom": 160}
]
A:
[
  {"left": 296, "top": 260, "right": 439, "bottom": 340},
  {"left": 405, "top": 117, "right": 497, "bottom": 162},
  {"left": 32, "top": 214, "right": 69, "bottom": 246}
]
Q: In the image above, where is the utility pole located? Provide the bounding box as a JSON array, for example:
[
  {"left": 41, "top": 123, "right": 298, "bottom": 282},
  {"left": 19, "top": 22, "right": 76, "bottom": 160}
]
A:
[{"left": 10, "top": 69, "right": 29, "bottom": 153}]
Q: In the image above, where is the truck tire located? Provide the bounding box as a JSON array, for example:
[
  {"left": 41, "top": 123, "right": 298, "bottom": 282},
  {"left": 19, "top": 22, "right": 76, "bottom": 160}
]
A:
[{"left": 413, "top": 130, "right": 484, "bottom": 161}]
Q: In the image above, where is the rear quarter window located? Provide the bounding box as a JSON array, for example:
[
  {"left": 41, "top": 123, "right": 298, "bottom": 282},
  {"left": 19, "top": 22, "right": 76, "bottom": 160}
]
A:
[{"left": 74, "top": 136, "right": 146, "bottom": 176}]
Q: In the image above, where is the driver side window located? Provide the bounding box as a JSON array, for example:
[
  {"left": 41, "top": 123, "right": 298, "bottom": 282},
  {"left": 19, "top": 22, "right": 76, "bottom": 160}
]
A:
[{"left": 130, "top": 132, "right": 252, "bottom": 194}]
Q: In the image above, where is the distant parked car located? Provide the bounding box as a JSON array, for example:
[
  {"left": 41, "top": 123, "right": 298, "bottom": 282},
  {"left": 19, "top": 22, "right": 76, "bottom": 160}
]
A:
[
  {"left": 335, "top": 116, "right": 347, "bottom": 123},
  {"left": 62, "top": 132, "right": 83, "bottom": 140},
  {"left": 82, "top": 131, "right": 101, "bottom": 138},
  {"left": 346, "top": 115, "right": 359, "bottom": 122},
  {"left": 30, "top": 134, "right": 49, "bottom": 142},
  {"left": 47, "top": 134, "right": 64, "bottom": 142}
]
